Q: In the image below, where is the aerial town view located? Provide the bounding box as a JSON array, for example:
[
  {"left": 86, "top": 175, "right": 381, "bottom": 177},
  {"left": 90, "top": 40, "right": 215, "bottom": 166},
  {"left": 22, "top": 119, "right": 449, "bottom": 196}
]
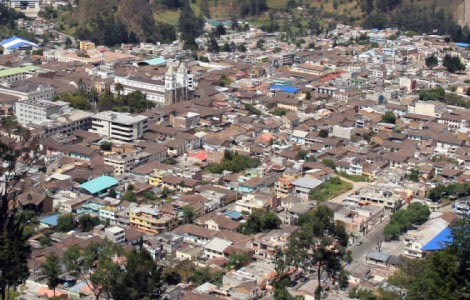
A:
[{"left": 1, "top": 0, "right": 470, "bottom": 299}]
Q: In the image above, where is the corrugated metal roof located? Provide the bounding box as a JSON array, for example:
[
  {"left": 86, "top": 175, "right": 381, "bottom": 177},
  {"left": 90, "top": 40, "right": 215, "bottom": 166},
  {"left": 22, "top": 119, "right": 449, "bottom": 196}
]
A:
[
  {"left": 422, "top": 227, "right": 453, "bottom": 251},
  {"left": 80, "top": 176, "right": 118, "bottom": 194}
]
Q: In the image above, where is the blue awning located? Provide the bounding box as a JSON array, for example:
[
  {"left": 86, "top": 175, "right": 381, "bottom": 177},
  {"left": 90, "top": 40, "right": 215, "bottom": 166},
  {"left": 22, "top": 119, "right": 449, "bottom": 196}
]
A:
[{"left": 422, "top": 227, "right": 454, "bottom": 251}]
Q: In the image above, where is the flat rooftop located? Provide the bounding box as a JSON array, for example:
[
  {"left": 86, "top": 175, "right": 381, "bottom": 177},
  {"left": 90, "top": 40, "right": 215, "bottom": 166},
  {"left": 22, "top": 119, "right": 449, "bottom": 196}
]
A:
[{"left": 92, "top": 111, "right": 148, "bottom": 125}]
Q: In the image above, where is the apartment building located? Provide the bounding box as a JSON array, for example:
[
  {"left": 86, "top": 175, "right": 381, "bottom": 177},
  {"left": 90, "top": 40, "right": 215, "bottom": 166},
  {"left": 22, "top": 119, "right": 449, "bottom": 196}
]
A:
[
  {"left": 5, "top": 0, "right": 40, "bottom": 17},
  {"left": 344, "top": 188, "right": 403, "bottom": 212},
  {"left": 129, "top": 206, "right": 177, "bottom": 233},
  {"left": 104, "top": 151, "right": 151, "bottom": 175},
  {"left": 0, "top": 83, "right": 55, "bottom": 101},
  {"left": 89, "top": 111, "right": 148, "bottom": 143},
  {"left": 104, "top": 226, "right": 126, "bottom": 245},
  {"left": 16, "top": 99, "right": 69, "bottom": 125},
  {"left": 0, "top": 66, "right": 46, "bottom": 84}
]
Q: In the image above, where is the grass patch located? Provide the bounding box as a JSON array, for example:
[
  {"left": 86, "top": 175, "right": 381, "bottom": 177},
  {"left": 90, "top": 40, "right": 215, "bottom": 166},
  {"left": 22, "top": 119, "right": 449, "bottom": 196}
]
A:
[
  {"left": 156, "top": 10, "right": 181, "bottom": 25},
  {"left": 267, "top": 0, "right": 288, "bottom": 9},
  {"left": 309, "top": 177, "right": 353, "bottom": 202},
  {"left": 336, "top": 171, "right": 369, "bottom": 182}
]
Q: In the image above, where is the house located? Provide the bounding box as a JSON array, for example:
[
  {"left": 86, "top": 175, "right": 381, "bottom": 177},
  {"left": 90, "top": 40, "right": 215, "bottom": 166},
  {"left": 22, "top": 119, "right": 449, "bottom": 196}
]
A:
[
  {"left": 235, "top": 194, "right": 269, "bottom": 214},
  {"left": 204, "top": 237, "right": 233, "bottom": 259},
  {"left": 291, "top": 177, "right": 324, "bottom": 200},
  {"left": 16, "top": 191, "right": 53, "bottom": 213},
  {"left": 205, "top": 214, "right": 241, "bottom": 232},
  {"left": 365, "top": 251, "right": 390, "bottom": 266}
]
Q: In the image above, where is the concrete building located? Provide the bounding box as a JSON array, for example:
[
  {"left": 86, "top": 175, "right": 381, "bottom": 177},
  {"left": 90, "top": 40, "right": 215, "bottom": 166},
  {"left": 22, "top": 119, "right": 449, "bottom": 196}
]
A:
[
  {"left": 129, "top": 206, "right": 177, "bottom": 233},
  {"left": 104, "top": 226, "right": 126, "bottom": 245},
  {"left": 0, "top": 66, "right": 46, "bottom": 84},
  {"left": 0, "top": 82, "right": 55, "bottom": 101},
  {"left": 89, "top": 111, "right": 148, "bottom": 143},
  {"left": 408, "top": 101, "right": 447, "bottom": 118},
  {"left": 103, "top": 151, "right": 151, "bottom": 175},
  {"left": 332, "top": 125, "right": 354, "bottom": 140},
  {"left": 291, "top": 177, "right": 324, "bottom": 200},
  {"left": 5, "top": 0, "right": 40, "bottom": 17},
  {"left": 16, "top": 99, "right": 69, "bottom": 125}
]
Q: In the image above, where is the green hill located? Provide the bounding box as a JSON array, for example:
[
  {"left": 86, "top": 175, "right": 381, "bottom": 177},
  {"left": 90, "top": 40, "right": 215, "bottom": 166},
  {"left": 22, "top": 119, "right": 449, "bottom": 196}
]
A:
[{"left": 39, "top": 0, "right": 470, "bottom": 47}]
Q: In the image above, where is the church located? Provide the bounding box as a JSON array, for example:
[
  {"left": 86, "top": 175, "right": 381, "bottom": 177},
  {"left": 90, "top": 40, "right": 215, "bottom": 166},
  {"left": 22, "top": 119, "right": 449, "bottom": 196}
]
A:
[{"left": 111, "top": 62, "right": 194, "bottom": 106}]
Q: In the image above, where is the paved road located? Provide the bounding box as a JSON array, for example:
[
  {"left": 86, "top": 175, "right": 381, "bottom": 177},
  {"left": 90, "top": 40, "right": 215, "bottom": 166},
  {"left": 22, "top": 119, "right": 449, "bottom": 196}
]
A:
[{"left": 349, "top": 215, "right": 390, "bottom": 262}]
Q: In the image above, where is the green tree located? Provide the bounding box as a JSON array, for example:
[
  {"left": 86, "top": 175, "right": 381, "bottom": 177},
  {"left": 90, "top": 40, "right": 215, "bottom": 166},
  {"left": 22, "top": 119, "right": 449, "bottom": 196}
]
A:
[
  {"left": 275, "top": 206, "right": 349, "bottom": 297},
  {"left": 383, "top": 203, "right": 430, "bottom": 240},
  {"left": 215, "top": 24, "right": 226, "bottom": 37},
  {"left": 42, "top": 253, "right": 61, "bottom": 297},
  {"left": 226, "top": 252, "right": 252, "bottom": 270},
  {"left": 239, "top": 211, "right": 281, "bottom": 235},
  {"left": 221, "top": 42, "right": 231, "bottom": 52},
  {"left": 381, "top": 111, "right": 396, "bottom": 124},
  {"left": 305, "top": 91, "right": 312, "bottom": 100},
  {"left": 425, "top": 54, "right": 438, "bottom": 69},
  {"left": 318, "top": 129, "right": 329, "bottom": 138},
  {"left": 322, "top": 159, "right": 336, "bottom": 170},
  {"left": 443, "top": 54, "right": 466, "bottom": 73},
  {"left": 183, "top": 206, "right": 196, "bottom": 224},
  {"left": 208, "top": 33, "right": 219, "bottom": 53},
  {"left": 273, "top": 108, "right": 288, "bottom": 116},
  {"left": 405, "top": 168, "right": 420, "bottom": 182},
  {"left": 78, "top": 214, "right": 101, "bottom": 232},
  {"left": 0, "top": 135, "right": 35, "bottom": 299},
  {"left": 57, "top": 213, "right": 75, "bottom": 232},
  {"left": 179, "top": 0, "right": 204, "bottom": 49}
]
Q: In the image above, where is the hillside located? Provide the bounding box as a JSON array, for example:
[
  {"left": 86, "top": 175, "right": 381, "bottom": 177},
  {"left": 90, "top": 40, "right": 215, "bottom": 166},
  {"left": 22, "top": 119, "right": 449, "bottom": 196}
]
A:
[{"left": 41, "top": 0, "right": 470, "bottom": 47}]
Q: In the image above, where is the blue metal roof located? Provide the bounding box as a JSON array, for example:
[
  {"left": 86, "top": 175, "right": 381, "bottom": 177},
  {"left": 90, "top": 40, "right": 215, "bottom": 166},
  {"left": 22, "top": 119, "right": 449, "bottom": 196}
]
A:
[
  {"left": 270, "top": 85, "right": 299, "bottom": 93},
  {"left": 40, "top": 214, "right": 59, "bottom": 226},
  {"left": 224, "top": 211, "right": 242, "bottom": 220},
  {"left": 80, "top": 176, "right": 118, "bottom": 194},
  {"left": 456, "top": 42, "right": 470, "bottom": 48},
  {"left": 422, "top": 227, "right": 454, "bottom": 251},
  {"left": 0, "top": 36, "right": 40, "bottom": 50},
  {"left": 142, "top": 57, "right": 167, "bottom": 66}
]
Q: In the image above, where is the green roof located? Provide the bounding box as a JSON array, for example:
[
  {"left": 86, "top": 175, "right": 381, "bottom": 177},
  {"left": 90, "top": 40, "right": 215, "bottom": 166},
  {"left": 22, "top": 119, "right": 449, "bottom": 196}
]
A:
[
  {"left": 80, "top": 176, "right": 118, "bottom": 194},
  {"left": 0, "top": 66, "right": 45, "bottom": 78}
]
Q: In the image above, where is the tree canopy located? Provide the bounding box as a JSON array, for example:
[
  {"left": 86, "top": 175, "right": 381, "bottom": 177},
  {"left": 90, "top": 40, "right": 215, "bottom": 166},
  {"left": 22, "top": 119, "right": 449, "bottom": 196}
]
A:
[
  {"left": 383, "top": 203, "right": 430, "bottom": 240},
  {"left": 205, "top": 150, "right": 260, "bottom": 174},
  {"left": 274, "top": 206, "right": 349, "bottom": 298},
  {"left": 238, "top": 210, "right": 281, "bottom": 235},
  {"left": 443, "top": 54, "right": 466, "bottom": 73}
]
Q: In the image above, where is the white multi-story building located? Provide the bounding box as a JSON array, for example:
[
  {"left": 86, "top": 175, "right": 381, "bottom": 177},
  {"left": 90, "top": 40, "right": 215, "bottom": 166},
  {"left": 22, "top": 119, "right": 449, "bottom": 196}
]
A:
[
  {"left": 16, "top": 99, "right": 69, "bottom": 125},
  {"left": 103, "top": 151, "right": 152, "bottom": 175},
  {"left": 6, "top": 0, "right": 40, "bottom": 17},
  {"left": 408, "top": 101, "right": 447, "bottom": 118},
  {"left": 104, "top": 226, "right": 126, "bottom": 245},
  {"left": 0, "top": 83, "right": 55, "bottom": 101},
  {"left": 110, "top": 63, "right": 194, "bottom": 105},
  {"left": 89, "top": 111, "right": 148, "bottom": 143}
]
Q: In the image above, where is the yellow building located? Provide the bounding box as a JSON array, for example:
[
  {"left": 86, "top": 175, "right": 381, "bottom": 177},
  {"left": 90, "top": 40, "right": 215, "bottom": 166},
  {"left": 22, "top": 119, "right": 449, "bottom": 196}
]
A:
[
  {"left": 129, "top": 206, "right": 177, "bottom": 233},
  {"left": 148, "top": 169, "right": 167, "bottom": 187},
  {"left": 79, "top": 40, "right": 96, "bottom": 51}
]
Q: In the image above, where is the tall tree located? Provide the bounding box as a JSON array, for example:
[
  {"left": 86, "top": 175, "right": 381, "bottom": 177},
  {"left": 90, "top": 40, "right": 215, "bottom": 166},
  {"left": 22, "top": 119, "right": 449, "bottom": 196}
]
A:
[
  {"left": 274, "top": 206, "right": 349, "bottom": 298},
  {"left": 42, "top": 253, "right": 61, "bottom": 297},
  {"left": 0, "top": 132, "right": 36, "bottom": 299},
  {"left": 179, "top": 0, "right": 204, "bottom": 49},
  {"left": 425, "top": 54, "right": 438, "bottom": 69}
]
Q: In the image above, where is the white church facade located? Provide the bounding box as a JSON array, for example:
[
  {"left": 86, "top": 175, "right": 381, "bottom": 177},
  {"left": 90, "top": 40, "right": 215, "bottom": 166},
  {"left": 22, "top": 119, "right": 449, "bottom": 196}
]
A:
[{"left": 110, "top": 63, "right": 194, "bottom": 106}]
